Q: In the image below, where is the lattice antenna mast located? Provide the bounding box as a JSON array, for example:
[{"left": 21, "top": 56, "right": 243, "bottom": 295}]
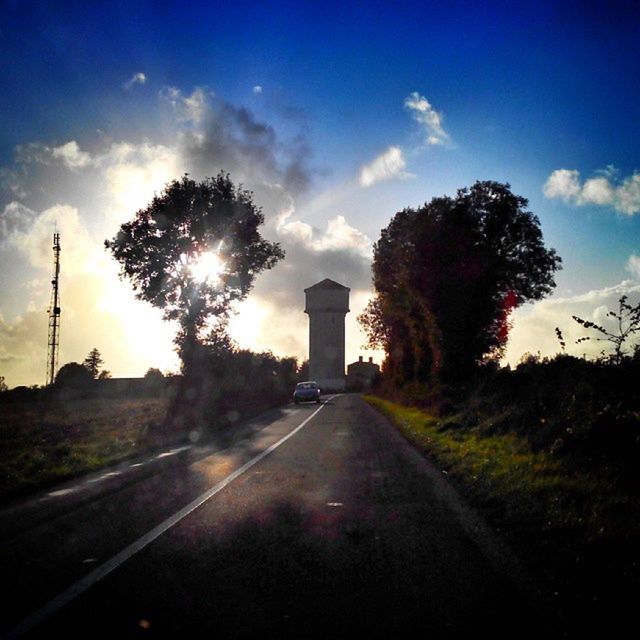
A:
[{"left": 46, "top": 232, "right": 61, "bottom": 386}]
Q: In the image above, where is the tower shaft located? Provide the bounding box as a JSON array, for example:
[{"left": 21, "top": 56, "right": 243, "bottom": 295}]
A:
[
  {"left": 46, "top": 233, "right": 61, "bottom": 386},
  {"left": 304, "top": 279, "right": 350, "bottom": 392}
]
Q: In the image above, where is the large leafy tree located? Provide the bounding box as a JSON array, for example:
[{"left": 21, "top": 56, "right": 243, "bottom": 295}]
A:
[
  {"left": 55, "top": 362, "right": 94, "bottom": 388},
  {"left": 360, "top": 181, "right": 562, "bottom": 387},
  {"left": 105, "top": 173, "right": 284, "bottom": 369}
]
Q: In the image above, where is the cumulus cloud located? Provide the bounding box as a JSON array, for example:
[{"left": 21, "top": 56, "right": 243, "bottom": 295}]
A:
[
  {"left": 627, "top": 254, "right": 640, "bottom": 279},
  {"left": 124, "top": 72, "right": 146, "bottom": 90},
  {"left": 9, "top": 204, "right": 93, "bottom": 272},
  {"left": 276, "top": 207, "right": 371, "bottom": 259},
  {"left": 504, "top": 276, "right": 640, "bottom": 365},
  {"left": 544, "top": 167, "right": 640, "bottom": 215},
  {"left": 359, "top": 146, "right": 410, "bottom": 187},
  {"left": 0, "top": 167, "right": 27, "bottom": 199},
  {"left": 160, "top": 86, "right": 210, "bottom": 126},
  {"left": 99, "top": 141, "right": 182, "bottom": 222},
  {"left": 1, "top": 201, "right": 36, "bottom": 244},
  {"left": 15, "top": 140, "right": 93, "bottom": 171},
  {"left": 51, "top": 141, "right": 92, "bottom": 170},
  {"left": 404, "top": 92, "right": 451, "bottom": 146}
]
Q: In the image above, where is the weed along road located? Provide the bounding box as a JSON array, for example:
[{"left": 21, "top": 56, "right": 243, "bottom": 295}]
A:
[{"left": 2, "top": 394, "right": 550, "bottom": 638}]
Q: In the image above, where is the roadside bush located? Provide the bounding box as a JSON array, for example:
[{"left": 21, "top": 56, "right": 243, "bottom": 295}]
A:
[
  {"left": 166, "top": 343, "right": 298, "bottom": 433},
  {"left": 395, "top": 352, "right": 640, "bottom": 480}
]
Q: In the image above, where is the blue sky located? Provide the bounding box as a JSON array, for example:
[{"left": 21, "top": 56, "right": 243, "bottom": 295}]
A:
[{"left": 1, "top": 0, "right": 639, "bottom": 385}]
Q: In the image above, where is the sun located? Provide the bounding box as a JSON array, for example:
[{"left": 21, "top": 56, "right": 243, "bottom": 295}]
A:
[{"left": 191, "top": 251, "right": 225, "bottom": 285}]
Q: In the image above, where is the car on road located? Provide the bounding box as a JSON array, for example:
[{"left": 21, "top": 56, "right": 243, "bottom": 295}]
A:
[{"left": 293, "top": 381, "right": 321, "bottom": 404}]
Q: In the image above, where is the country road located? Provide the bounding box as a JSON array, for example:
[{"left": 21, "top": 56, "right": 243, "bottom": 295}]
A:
[{"left": 1, "top": 394, "right": 551, "bottom": 638}]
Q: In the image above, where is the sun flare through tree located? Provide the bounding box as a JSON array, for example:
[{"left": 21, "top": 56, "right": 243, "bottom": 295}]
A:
[{"left": 105, "top": 173, "right": 284, "bottom": 370}]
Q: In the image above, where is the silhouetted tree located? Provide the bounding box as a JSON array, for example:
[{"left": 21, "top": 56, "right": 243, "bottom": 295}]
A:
[
  {"left": 144, "top": 367, "right": 165, "bottom": 382},
  {"left": 97, "top": 370, "right": 112, "bottom": 380},
  {"left": 105, "top": 173, "right": 284, "bottom": 372},
  {"left": 0, "top": 375, "right": 7, "bottom": 393},
  {"left": 55, "top": 362, "right": 93, "bottom": 388},
  {"left": 297, "top": 359, "right": 310, "bottom": 382},
  {"left": 83, "top": 348, "right": 104, "bottom": 379},
  {"left": 360, "top": 181, "right": 561, "bottom": 389}
]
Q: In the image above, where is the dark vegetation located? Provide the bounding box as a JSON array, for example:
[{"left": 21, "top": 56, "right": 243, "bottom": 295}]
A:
[
  {"left": 361, "top": 181, "right": 640, "bottom": 633},
  {"left": 161, "top": 337, "right": 298, "bottom": 433},
  {"left": 463, "top": 349, "right": 640, "bottom": 477}
]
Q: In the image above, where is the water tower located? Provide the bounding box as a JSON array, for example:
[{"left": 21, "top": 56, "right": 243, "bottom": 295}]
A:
[{"left": 304, "top": 279, "right": 350, "bottom": 391}]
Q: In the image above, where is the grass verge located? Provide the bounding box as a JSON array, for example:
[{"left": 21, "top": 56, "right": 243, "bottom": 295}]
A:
[{"left": 365, "top": 394, "right": 640, "bottom": 634}]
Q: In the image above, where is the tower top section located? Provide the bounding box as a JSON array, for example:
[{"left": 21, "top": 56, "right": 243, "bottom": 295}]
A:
[
  {"left": 304, "top": 278, "right": 350, "bottom": 293},
  {"left": 304, "top": 278, "right": 350, "bottom": 314}
]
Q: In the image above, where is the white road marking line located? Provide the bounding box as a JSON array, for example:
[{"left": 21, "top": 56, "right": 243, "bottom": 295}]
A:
[
  {"left": 155, "top": 445, "right": 191, "bottom": 459},
  {"left": 85, "top": 471, "right": 122, "bottom": 484},
  {"left": 7, "top": 395, "right": 338, "bottom": 639},
  {"left": 47, "top": 488, "right": 78, "bottom": 498}
]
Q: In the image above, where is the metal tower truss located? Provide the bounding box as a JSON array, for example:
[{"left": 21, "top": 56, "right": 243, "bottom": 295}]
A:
[{"left": 46, "top": 232, "right": 61, "bottom": 386}]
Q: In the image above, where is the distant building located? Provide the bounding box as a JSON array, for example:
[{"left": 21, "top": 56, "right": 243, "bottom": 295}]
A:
[
  {"left": 346, "top": 356, "right": 380, "bottom": 391},
  {"left": 304, "top": 278, "right": 350, "bottom": 392}
]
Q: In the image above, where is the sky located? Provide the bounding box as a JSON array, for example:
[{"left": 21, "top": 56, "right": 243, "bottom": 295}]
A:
[{"left": 1, "top": 0, "right": 639, "bottom": 387}]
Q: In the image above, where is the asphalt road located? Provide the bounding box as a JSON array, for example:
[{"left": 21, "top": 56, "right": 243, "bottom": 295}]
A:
[{"left": 1, "top": 394, "right": 551, "bottom": 638}]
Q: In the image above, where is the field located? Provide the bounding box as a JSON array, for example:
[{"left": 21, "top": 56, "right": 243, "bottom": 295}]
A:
[{"left": 0, "top": 397, "right": 172, "bottom": 503}]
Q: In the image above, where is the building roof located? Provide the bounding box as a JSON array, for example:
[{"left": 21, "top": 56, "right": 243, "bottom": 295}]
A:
[{"left": 304, "top": 278, "right": 350, "bottom": 292}]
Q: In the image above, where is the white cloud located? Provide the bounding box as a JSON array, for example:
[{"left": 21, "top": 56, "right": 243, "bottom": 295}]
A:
[
  {"left": 359, "top": 146, "right": 409, "bottom": 187},
  {"left": 504, "top": 277, "right": 640, "bottom": 365},
  {"left": 15, "top": 140, "right": 93, "bottom": 171},
  {"left": 404, "top": 91, "right": 451, "bottom": 146},
  {"left": 10, "top": 204, "right": 93, "bottom": 273},
  {"left": 314, "top": 215, "right": 372, "bottom": 254},
  {"left": 50, "top": 141, "right": 92, "bottom": 170},
  {"left": 160, "top": 86, "right": 210, "bottom": 126},
  {"left": 617, "top": 173, "right": 640, "bottom": 215},
  {"left": 253, "top": 85, "right": 263, "bottom": 94},
  {"left": 277, "top": 208, "right": 371, "bottom": 257},
  {"left": 544, "top": 168, "right": 640, "bottom": 215},
  {"left": 124, "top": 72, "right": 146, "bottom": 90},
  {"left": 581, "top": 176, "right": 614, "bottom": 205},
  {"left": 1, "top": 201, "right": 36, "bottom": 244},
  {"left": 627, "top": 254, "right": 640, "bottom": 279},
  {"left": 543, "top": 169, "right": 581, "bottom": 201},
  {"left": 99, "top": 141, "right": 182, "bottom": 222}
]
